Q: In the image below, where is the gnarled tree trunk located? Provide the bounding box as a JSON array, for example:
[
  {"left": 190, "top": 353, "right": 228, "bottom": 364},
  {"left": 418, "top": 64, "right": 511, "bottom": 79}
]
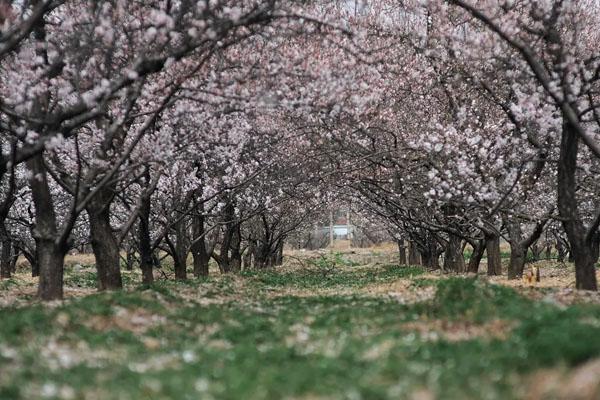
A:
[
  {"left": 443, "top": 234, "right": 465, "bottom": 272},
  {"left": 28, "top": 154, "right": 68, "bottom": 300},
  {"left": 467, "top": 238, "right": 485, "bottom": 273},
  {"left": 87, "top": 187, "right": 122, "bottom": 290},
  {"left": 506, "top": 218, "right": 547, "bottom": 280}
]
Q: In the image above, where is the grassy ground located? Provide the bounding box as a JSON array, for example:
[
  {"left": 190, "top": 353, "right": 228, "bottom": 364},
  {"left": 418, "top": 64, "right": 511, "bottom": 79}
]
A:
[{"left": 1, "top": 251, "right": 600, "bottom": 399}]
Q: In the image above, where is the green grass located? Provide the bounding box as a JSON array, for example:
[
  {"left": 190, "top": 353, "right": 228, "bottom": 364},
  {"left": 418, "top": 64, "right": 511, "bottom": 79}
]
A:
[
  {"left": 1, "top": 264, "right": 600, "bottom": 399},
  {"left": 244, "top": 264, "right": 425, "bottom": 289},
  {"left": 62, "top": 266, "right": 141, "bottom": 289}
]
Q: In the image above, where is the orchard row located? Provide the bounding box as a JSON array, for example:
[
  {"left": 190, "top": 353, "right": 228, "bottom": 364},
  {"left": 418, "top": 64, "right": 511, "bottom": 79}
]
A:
[{"left": 1, "top": 0, "right": 599, "bottom": 299}]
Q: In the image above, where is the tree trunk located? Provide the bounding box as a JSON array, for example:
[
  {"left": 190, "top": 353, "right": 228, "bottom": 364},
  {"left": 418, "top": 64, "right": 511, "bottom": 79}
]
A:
[
  {"left": 124, "top": 247, "right": 135, "bottom": 271},
  {"left": 252, "top": 244, "right": 262, "bottom": 269},
  {"left": 397, "top": 239, "right": 407, "bottom": 265},
  {"left": 467, "top": 239, "right": 485, "bottom": 273},
  {"left": 443, "top": 234, "right": 465, "bottom": 272},
  {"left": 421, "top": 250, "right": 439, "bottom": 269},
  {"left": 555, "top": 233, "right": 569, "bottom": 263},
  {"left": 19, "top": 246, "right": 39, "bottom": 277},
  {"left": 275, "top": 239, "right": 284, "bottom": 266},
  {"left": 485, "top": 234, "right": 502, "bottom": 276},
  {"left": 167, "top": 220, "right": 189, "bottom": 280},
  {"left": 421, "top": 235, "right": 441, "bottom": 270},
  {"left": 0, "top": 224, "right": 11, "bottom": 279},
  {"left": 420, "top": 237, "right": 440, "bottom": 269},
  {"left": 28, "top": 154, "right": 68, "bottom": 300},
  {"left": 253, "top": 244, "right": 264, "bottom": 269},
  {"left": 545, "top": 241, "right": 552, "bottom": 260},
  {"left": 254, "top": 242, "right": 271, "bottom": 270},
  {"left": 507, "top": 243, "right": 526, "bottom": 280},
  {"left": 36, "top": 240, "right": 66, "bottom": 300},
  {"left": 506, "top": 218, "right": 547, "bottom": 279},
  {"left": 408, "top": 241, "right": 421, "bottom": 265},
  {"left": 177, "top": 218, "right": 190, "bottom": 279},
  {"left": 165, "top": 241, "right": 187, "bottom": 280},
  {"left": 228, "top": 223, "right": 242, "bottom": 273},
  {"left": 243, "top": 239, "right": 255, "bottom": 270},
  {"left": 9, "top": 243, "right": 18, "bottom": 274},
  {"left": 530, "top": 241, "right": 543, "bottom": 261},
  {"left": 138, "top": 186, "right": 154, "bottom": 285},
  {"left": 557, "top": 121, "right": 597, "bottom": 290},
  {"left": 173, "top": 253, "right": 187, "bottom": 279},
  {"left": 191, "top": 212, "right": 209, "bottom": 277},
  {"left": 506, "top": 222, "right": 525, "bottom": 279},
  {"left": 556, "top": 239, "right": 566, "bottom": 262},
  {"left": 214, "top": 202, "right": 236, "bottom": 273},
  {"left": 87, "top": 191, "right": 122, "bottom": 291}
]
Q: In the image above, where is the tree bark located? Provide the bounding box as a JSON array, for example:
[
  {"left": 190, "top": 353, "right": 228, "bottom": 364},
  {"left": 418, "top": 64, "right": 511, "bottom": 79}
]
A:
[
  {"left": 557, "top": 121, "right": 598, "bottom": 290},
  {"left": 229, "top": 224, "right": 242, "bottom": 273},
  {"left": 408, "top": 241, "right": 421, "bottom": 265},
  {"left": 191, "top": 211, "right": 209, "bottom": 277},
  {"left": 87, "top": 188, "right": 122, "bottom": 290},
  {"left": 243, "top": 239, "right": 255, "bottom": 270},
  {"left": 9, "top": 243, "right": 18, "bottom": 274},
  {"left": 555, "top": 235, "right": 567, "bottom": 262},
  {"left": 422, "top": 251, "right": 439, "bottom": 269},
  {"left": 506, "top": 218, "right": 546, "bottom": 279},
  {"left": 397, "top": 239, "right": 407, "bottom": 265},
  {"left": 253, "top": 242, "right": 269, "bottom": 269},
  {"left": 167, "top": 219, "right": 189, "bottom": 280},
  {"left": 28, "top": 154, "right": 67, "bottom": 300},
  {"left": 443, "top": 234, "right": 465, "bottom": 272},
  {"left": 485, "top": 233, "right": 502, "bottom": 276},
  {"left": 36, "top": 240, "right": 66, "bottom": 300},
  {"left": 0, "top": 224, "right": 11, "bottom": 279},
  {"left": 138, "top": 184, "right": 154, "bottom": 285},
  {"left": 214, "top": 202, "right": 236, "bottom": 273},
  {"left": 420, "top": 235, "right": 441, "bottom": 270},
  {"left": 17, "top": 245, "right": 39, "bottom": 277},
  {"left": 252, "top": 243, "right": 263, "bottom": 269},
  {"left": 506, "top": 222, "right": 525, "bottom": 279},
  {"left": 467, "top": 238, "right": 485, "bottom": 273},
  {"left": 545, "top": 241, "right": 552, "bottom": 260},
  {"left": 124, "top": 246, "right": 135, "bottom": 271},
  {"left": 508, "top": 243, "right": 526, "bottom": 280},
  {"left": 530, "top": 241, "right": 543, "bottom": 261}
]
